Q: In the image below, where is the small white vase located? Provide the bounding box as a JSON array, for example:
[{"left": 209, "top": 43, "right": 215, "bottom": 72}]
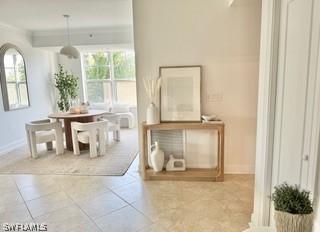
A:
[
  {"left": 150, "top": 141, "right": 164, "bottom": 172},
  {"left": 146, "top": 103, "right": 159, "bottom": 125}
]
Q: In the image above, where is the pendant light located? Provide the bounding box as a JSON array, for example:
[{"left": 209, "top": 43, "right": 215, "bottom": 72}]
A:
[{"left": 60, "top": 15, "right": 80, "bottom": 59}]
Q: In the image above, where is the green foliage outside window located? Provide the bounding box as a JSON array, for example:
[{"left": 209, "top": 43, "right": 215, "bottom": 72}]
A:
[
  {"left": 84, "top": 51, "right": 135, "bottom": 80},
  {"left": 113, "top": 52, "right": 135, "bottom": 79},
  {"left": 17, "top": 61, "right": 26, "bottom": 81},
  {"left": 83, "top": 51, "right": 136, "bottom": 105},
  {"left": 85, "top": 52, "right": 110, "bottom": 80}
]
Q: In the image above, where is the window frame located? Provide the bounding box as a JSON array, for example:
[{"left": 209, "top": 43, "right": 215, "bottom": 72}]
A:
[
  {"left": 81, "top": 50, "right": 136, "bottom": 106},
  {"left": 0, "top": 43, "right": 30, "bottom": 111}
]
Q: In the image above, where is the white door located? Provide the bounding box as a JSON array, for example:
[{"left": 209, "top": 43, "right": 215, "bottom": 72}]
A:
[{"left": 271, "top": 0, "right": 320, "bottom": 223}]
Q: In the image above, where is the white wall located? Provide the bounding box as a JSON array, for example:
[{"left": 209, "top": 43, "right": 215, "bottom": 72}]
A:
[
  {"left": 133, "top": 0, "right": 261, "bottom": 173},
  {"left": 0, "top": 24, "right": 56, "bottom": 154}
]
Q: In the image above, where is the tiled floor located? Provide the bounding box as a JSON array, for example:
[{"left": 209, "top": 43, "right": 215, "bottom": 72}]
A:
[{"left": 0, "top": 157, "right": 254, "bottom": 232}]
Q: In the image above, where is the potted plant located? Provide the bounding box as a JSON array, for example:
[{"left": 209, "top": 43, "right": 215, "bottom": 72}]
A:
[
  {"left": 54, "top": 64, "right": 79, "bottom": 112},
  {"left": 272, "top": 183, "right": 313, "bottom": 232}
]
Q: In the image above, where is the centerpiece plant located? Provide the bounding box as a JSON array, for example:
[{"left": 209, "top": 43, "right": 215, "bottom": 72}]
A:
[
  {"left": 272, "top": 183, "right": 313, "bottom": 232},
  {"left": 54, "top": 64, "right": 79, "bottom": 112}
]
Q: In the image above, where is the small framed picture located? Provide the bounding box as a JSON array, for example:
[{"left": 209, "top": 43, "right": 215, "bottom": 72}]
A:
[{"left": 159, "top": 66, "right": 202, "bottom": 122}]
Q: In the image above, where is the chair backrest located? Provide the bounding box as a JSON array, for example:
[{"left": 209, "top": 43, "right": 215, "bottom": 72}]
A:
[
  {"left": 26, "top": 119, "right": 62, "bottom": 132},
  {"left": 71, "top": 120, "right": 108, "bottom": 132},
  {"left": 30, "top": 119, "right": 51, "bottom": 124},
  {"left": 99, "top": 113, "right": 121, "bottom": 124},
  {"left": 111, "top": 103, "right": 130, "bottom": 113}
]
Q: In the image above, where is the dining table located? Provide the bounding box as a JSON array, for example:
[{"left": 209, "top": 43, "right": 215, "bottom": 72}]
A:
[{"left": 48, "top": 110, "right": 108, "bottom": 151}]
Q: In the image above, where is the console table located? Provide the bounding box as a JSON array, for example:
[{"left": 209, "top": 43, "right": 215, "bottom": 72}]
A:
[{"left": 140, "top": 122, "right": 225, "bottom": 181}]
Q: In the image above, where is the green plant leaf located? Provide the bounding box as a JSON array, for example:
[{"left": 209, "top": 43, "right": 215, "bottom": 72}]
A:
[
  {"left": 54, "top": 64, "right": 79, "bottom": 111},
  {"left": 272, "top": 183, "right": 313, "bottom": 214}
]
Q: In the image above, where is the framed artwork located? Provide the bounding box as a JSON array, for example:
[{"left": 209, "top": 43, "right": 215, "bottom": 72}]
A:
[{"left": 159, "top": 65, "right": 202, "bottom": 122}]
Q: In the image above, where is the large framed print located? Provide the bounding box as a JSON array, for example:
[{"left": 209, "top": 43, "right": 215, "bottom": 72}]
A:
[{"left": 160, "top": 66, "right": 201, "bottom": 122}]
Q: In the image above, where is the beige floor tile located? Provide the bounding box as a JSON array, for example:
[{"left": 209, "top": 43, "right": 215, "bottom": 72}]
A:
[
  {"left": 0, "top": 203, "right": 33, "bottom": 223},
  {"left": 56, "top": 175, "right": 100, "bottom": 189},
  {"left": 96, "top": 174, "right": 137, "bottom": 190},
  {"left": 145, "top": 190, "right": 247, "bottom": 232},
  {"left": 138, "top": 223, "right": 167, "bottom": 232},
  {"left": 34, "top": 204, "right": 100, "bottom": 232},
  {"left": 77, "top": 191, "right": 128, "bottom": 219},
  {"left": 62, "top": 181, "right": 111, "bottom": 202},
  {"left": 0, "top": 190, "right": 24, "bottom": 207},
  {"left": 128, "top": 170, "right": 143, "bottom": 180},
  {"left": 168, "top": 222, "right": 225, "bottom": 232},
  {"left": 66, "top": 186, "right": 111, "bottom": 202},
  {"left": 26, "top": 191, "right": 73, "bottom": 218},
  {"left": 219, "top": 216, "right": 251, "bottom": 232},
  {"left": 60, "top": 222, "right": 101, "bottom": 232},
  {"left": 148, "top": 207, "right": 190, "bottom": 230},
  {"left": 0, "top": 175, "right": 17, "bottom": 193},
  {"left": 19, "top": 183, "right": 61, "bottom": 201},
  {"left": 0, "top": 156, "right": 254, "bottom": 232},
  {"left": 14, "top": 175, "right": 57, "bottom": 189},
  {"left": 95, "top": 205, "right": 152, "bottom": 232},
  {"left": 112, "top": 181, "right": 150, "bottom": 204},
  {"left": 132, "top": 196, "right": 187, "bottom": 222}
]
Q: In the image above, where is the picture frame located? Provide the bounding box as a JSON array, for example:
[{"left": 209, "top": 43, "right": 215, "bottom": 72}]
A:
[{"left": 159, "top": 65, "right": 202, "bottom": 122}]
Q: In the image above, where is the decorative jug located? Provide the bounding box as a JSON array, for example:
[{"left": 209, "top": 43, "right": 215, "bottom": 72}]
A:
[{"left": 150, "top": 141, "right": 164, "bottom": 172}]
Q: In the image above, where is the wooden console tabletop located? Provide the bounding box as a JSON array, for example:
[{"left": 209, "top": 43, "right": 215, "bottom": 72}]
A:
[{"left": 140, "top": 122, "right": 225, "bottom": 182}]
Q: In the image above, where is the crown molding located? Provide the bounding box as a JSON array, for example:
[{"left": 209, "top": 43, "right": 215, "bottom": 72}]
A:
[
  {"left": 32, "top": 25, "right": 133, "bottom": 48},
  {"left": 32, "top": 25, "right": 132, "bottom": 37}
]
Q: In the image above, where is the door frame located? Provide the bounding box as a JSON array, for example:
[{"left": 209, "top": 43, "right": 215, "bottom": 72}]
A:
[
  {"left": 250, "top": 0, "right": 280, "bottom": 226},
  {"left": 251, "top": 0, "right": 320, "bottom": 227}
]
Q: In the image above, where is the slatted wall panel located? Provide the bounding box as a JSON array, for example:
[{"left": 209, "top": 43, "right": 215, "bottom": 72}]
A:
[{"left": 148, "top": 130, "right": 184, "bottom": 167}]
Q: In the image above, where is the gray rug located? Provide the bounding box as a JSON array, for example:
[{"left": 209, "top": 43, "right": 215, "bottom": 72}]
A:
[{"left": 0, "top": 129, "right": 138, "bottom": 176}]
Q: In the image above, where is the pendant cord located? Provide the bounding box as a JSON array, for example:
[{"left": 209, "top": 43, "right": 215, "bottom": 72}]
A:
[{"left": 63, "top": 15, "right": 71, "bottom": 45}]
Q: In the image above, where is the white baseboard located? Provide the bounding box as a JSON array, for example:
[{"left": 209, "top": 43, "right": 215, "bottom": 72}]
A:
[
  {"left": 225, "top": 165, "right": 255, "bottom": 174},
  {"left": 0, "top": 139, "right": 26, "bottom": 156}
]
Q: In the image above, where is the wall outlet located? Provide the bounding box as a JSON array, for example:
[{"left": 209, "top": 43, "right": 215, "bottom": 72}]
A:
[{"left": 207, "top": 93, "right": 223, "bottom": 102}]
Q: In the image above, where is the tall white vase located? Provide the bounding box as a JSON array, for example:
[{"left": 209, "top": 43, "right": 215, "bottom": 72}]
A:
[
  {"left": 146, "top": 103, "right": 159, "bottom": 125},
  {"left": 150, "top": 141, "right": 164, "bottom": 172}
]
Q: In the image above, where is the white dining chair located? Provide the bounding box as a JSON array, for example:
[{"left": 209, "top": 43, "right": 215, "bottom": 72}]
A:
[
  {"left": 110, "top": 103, "right": 135, "bottom": 128},
  {"left": 71, "top": 121, "right": 107, "bottom": 158},
  {"left": 98, "top": 113, "right": 121, "bottom": 142},
  {"left": 25, "top": 119, "right": 64, "bottom": 158}
]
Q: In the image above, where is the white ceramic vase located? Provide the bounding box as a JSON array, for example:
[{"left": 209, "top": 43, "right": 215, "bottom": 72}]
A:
[
  {"left": 150, "top": 141, "right": 164, "bottom": 172},
  {"left": 146, "top": 103, "right": 159, "bottom": 125}
]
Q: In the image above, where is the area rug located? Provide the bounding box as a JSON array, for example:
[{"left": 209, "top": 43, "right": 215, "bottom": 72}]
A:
[{"left": 0, "top": 129, "right": 139, "bottom": 176}]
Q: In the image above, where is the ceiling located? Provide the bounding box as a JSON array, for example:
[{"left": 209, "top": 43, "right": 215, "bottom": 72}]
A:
[{"left": 0, "top": 0, "right": 133, "bottom": 32}]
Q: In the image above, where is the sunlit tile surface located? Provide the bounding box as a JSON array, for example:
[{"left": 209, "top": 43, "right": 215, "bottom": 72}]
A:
[{"left": 0, "top": 156, "right": 254, "bottom": 232}]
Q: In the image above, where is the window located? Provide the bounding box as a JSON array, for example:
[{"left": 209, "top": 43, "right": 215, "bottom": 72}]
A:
[{"left": 82, "top": 51, "right": 136, "bottom": 106}]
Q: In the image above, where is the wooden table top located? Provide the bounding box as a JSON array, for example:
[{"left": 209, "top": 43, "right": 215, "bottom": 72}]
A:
[
  {"left": 48, "top": 110, "right": 108, "bottom": 119},
  {"left": 141, "top": 121, "right": 225, "bottom": 130}
]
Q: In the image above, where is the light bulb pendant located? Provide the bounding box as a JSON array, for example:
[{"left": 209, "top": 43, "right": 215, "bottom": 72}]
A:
[{"left": 60, "top": 14, "right": 79, "bottom": 59}]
